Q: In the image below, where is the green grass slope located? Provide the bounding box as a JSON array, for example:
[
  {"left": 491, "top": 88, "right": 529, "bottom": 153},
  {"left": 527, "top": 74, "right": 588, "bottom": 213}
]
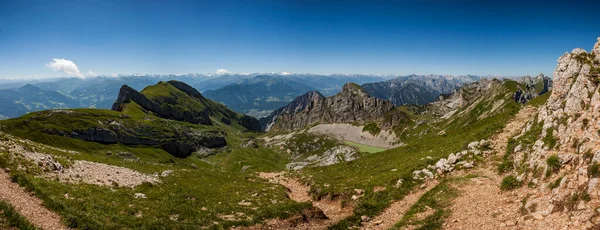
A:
[
  {"left": 118, "top": 80, "right": 261, "bottom": 131},
  {"left": 0, "top": 134, "right": 307, "bottom": 229},
  {"left": 302, "top": 79, "right": 524, "bottom": 229}
]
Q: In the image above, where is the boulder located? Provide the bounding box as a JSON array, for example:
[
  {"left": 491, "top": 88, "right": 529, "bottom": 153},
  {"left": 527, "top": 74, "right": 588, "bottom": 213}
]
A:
[
  {"left": 447, "top": 153, "right": 459, "bottom": 164},
  {"left": 467, "top": 141, "right": 479, "bottom": 150},
  {"left": 134, "top": 193, "right": 147, "bottom": 199}
]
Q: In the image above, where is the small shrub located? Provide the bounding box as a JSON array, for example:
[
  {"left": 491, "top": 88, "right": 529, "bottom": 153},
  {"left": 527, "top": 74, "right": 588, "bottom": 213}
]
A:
[
  {"left": 564, "top": 192, "right": 588, "bottom": 211},
  {"left": 564, "top": 194, "right": 578, "bottom": 211},
  {"left": 571, "top": 138, "right": 579, "bottom": 149},
  {"left": 584, "top": 150, "right": 594, "bottom": 162},
  {"left": 543, "top": 129, "right": 557, "bottom": 149},
  {"left": 582, "top": 191, "right": 591, "bottom": 202},
  {"left": 362, "top": 123, "right": 381, "bottom": 136},
  {"left": 520, "top": 196, "right": 529, "bottom": 214},
  {"left": 532, "top": 166, "right": 542, "bottom": 178},
  {"left": 548, "top": 176, "right": 563, "bottom": 189},
  {"left": 546, "top": 155, "right": 561, "bottom": 175},
  {"left": 583, "top": 118, "right": 590, "bottom": 128},
  {"left": 500, "top": 175, "right": 521, "bottom": 191},
  {"left": 497, "top": 160, "right": 514, "bottom": 174},
  {"left": 588, "top": 162, "right": 600, "bottom": 178},
  {"left": 505, "top": 138, "right": 517, "bottom": 155}
]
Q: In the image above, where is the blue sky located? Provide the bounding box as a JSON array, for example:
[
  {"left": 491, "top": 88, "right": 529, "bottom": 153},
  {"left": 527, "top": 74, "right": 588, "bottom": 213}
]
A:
[{"left": 0, "top": 0, "right": 598, "bottom": 79}]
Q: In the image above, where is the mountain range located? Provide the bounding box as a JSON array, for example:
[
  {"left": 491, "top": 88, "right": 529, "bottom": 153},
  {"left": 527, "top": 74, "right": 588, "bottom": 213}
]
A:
[
  {"left": 0, "top": 73, "right": 388, "bottom": 119},
  {"left": 362, "top": 74, "right": 480, "bottom": 106},
  {"left": 0, "top": 73, "right": 490, "bottom": 120}
]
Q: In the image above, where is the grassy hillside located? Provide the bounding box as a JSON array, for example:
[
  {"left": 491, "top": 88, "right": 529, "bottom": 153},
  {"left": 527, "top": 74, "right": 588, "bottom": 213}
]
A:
[
  {"left": 0, "top": 80, "right": 316, "bottom": 229},
  {"left": 0, "top": 78, "right": 542, "bottom": 229},
  {"left": 302, "top": 80, "right": 523, "bottom": 228},
  {"left": 1, "top": 135, "right": 307, "bottom": 229},
  {"left": 122, "top": 80, "right": 260, "bottom": 131}
]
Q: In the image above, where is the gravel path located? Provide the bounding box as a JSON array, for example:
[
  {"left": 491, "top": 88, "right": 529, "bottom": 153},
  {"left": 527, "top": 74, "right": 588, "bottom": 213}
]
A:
[
  {"left": 0, "top": 171, "right": 68, "bottom": 230},
  {"left": 444, "top": 106, "right": 537, "bottom": 230},
  {"left": 361, "top": 180, "right": 439, "bottom": 230}
]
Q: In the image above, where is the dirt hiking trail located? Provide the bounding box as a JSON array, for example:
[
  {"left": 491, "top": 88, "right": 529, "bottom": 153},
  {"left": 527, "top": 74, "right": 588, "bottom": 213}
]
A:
[
  {"left": 248, "top": 172, "right": 353, "bottom": 230},
  {"left": 0, "top": 170, "right": 68, "bottom": 230},
  {"left": 360, "top": 180, "right": 439, "bottom": 230},
  {"left": 444, "top": 106, "right": 537, "bottom": 230}
]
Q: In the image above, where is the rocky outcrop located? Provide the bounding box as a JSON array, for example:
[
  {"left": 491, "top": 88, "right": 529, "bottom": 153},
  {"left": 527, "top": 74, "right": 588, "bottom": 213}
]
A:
[
  {"left": 260, "top": 91, "right": 325, "bottom": 131},
  {"left": 424, "top": 78, "right": 502, "bottom": 117},
  {"left": 112, "top": 85, "right": 156, "bottom": 112},
  {"left": 503, "top": 38, "right": 600, "bottom": 226},
  {"left": 412, "top": 139, "right": 486, "bottom": 180},
  {"left": 286, "top": 145, "right": 360, "bottom": 170},
  {"left": 266, "top": 83, "right": 394, "bottom": 131},
  {"left": 41, "top": 118, "right": 226, "bottom": 158},
  {"left": 513, "top": 73, "right": 553, "bottom": 103}
]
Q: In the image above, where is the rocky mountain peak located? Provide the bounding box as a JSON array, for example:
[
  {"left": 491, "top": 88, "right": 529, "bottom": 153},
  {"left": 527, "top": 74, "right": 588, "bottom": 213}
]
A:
[
  {"left": 111, "top": 81, "right": 261, "bottom": 130},
  {"left": 341, "top": 82, "right": 363, "bottom": 92},
  {"left": 299, "top": 90, "right": 326, "bottom": 104},
  {"left": 513, "top": 73, "right": 552, "bottom": 104},
  {"left": 535, "top": 73, "right": 545, "bottom": 80},
  {"left": 166, "top": 80, "right": 206, "bottom": 100},
  {"left": 263, "top": 82, "right": 394, "bottom": 131},
  {"left": 593, "top": 37, "right": 600, "bottom": 58},
  {"left": 259, "top": 90, "right": 325, "bottom": 131},
  {"left": 112, "top": 85, "right": 150, "bottom": 111},
  {"left": 20, "top": 84, "right": 40, "bottom": 91},
  {"left": 339, "top": 82, "right": 371, "bottom": 99}
]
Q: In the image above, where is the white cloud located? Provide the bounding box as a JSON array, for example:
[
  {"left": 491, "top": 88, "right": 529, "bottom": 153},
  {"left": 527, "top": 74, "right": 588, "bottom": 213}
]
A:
[
  {"left": 45, "top": 58, "right": 84, "bottom": 78},
  {"left": 216, "top": 68, "right": 230, "bottom": 75},
  {"left": 281, "top": 72, "right": 291, "bottom": 76},
  {"left": 87, "top": 71, "right": 96, "bottom": 77}
]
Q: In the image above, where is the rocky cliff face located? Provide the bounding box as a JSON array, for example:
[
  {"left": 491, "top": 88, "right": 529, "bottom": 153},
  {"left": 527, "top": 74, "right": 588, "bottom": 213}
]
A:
[
  {"left": 266, "top": 83, "right": 394, "bottom": 131},
  {"left": 260, "top": 90, "right": 325, "bottom": 131},
  {"left": 514, "top": 73, "right": 553, "bottom": 103},
  {"left": 505, "top": 38, "right": 600, "bottom": 226},
  {"left": 425, "top": 78, "right": 502, "bottom": 118},
  {"left": 11, "top": 109, "right": 227, "bottom": 158}
]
